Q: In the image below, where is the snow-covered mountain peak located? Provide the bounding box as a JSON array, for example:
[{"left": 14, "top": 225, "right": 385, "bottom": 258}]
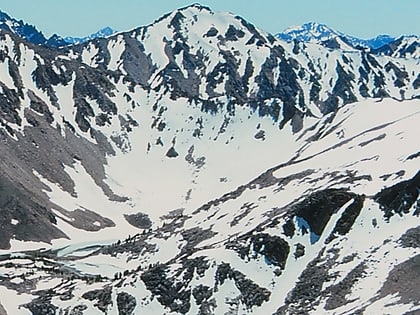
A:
[
  {"left": 146, "top": 3, "right": 255, "bottom": 37},
  {"left": 63, "top": 26, "right": 117, "bottom": 45},
  {"left": 0, "top": 5, "right": 419, "bottom": 314},
  {"left": 178, "top": 3, "right": 213, "bottom": 13},
  {"left": 281, "top": 22, "right": 339, "bottom": 41},
  {"left": 276, "top": 21, "right": 420, "bottom": 57}
]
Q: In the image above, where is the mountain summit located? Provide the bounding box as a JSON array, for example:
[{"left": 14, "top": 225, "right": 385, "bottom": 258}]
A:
[
  {"left": 63, "top": 26, "right": 116, "bottom": 45},
  {"left": 277, "top": 21, "right": 419, "bottom": 57},
  {"left": 277, "top": 21, "right": 396, "bottom": 49},
  {"left": 0, "top": 4, "right": 419, "bottom": 314},
  {"left": 0, "top": 9, "right": 47, "bottom": 44}
]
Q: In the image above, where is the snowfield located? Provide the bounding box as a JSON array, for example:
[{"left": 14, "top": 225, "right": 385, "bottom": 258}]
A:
[{"left": 0, "top": 4, "right": 419, "bottom": 314}]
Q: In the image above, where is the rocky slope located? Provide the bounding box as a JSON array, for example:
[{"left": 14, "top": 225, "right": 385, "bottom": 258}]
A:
[{"left": 0, "top": 4, "right": 419, "bottom": 314}]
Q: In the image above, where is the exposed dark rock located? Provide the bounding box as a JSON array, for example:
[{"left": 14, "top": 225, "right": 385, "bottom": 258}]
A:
[
  {"left": 166, "top": 146, "right": 179, "bottom": 158},
  {"left": 385, "top": 61, "right": 409, "bottom": 88},
  {"left": 325, "top": 195, "right": 365, "bottom": 243},
  {"left": 141, "top": 264, "right": 191, "bottom": 314},
  {"left": 117, "top": 292, "right": 136, "bottom": 315},
  {"left": 28, "top": 90, "right": 54, "bottom": 123},
  {"left": 204, "top": 27, "right": 218, "bottom": 37},
  {"left": 413, "top": 73, "right": 420, "bottom": 89},
  {"left": 121, "top": 35, "right": 156, "bottom": 87},
  {"left": 227, "top": 233, "right": 290, "bottom": 269},
  {"left": 251, "top": 233, "right": 289, "bottom": 268},
  {"left": 0, "top": 82, "right": 21, "bottom": 126},
  {"left": 254, "top": 129, "right": 265, "bottom": 140},
  {"left": 230, "top": 202, "right": 257, "bottom": 227},
  {"left": 376, "top": 254, "right": 420, "bottom": 306},
  {"left": 192, "top": 285, "right": 213, "bottom": 305},
  {"left": 374, "top": 171, "right": 420, "bottom": 219},
  {"left": 294, "top": 243, "right": 305, "bottom": 259},
  {"left": 215, "top": 263, "right": 271, "bottom": 308},
  {"left": 324, "top": 262, "right": 366, "bottom": 310},
  {"left": 275, "top": 248, "right": 335, "bottom": 314},
  {"left": 331, "top": 62, "right": 357, "bottom": 107},
  {"left": 63, "top": 305, "right": 88, "bottom": 315},
  {"left": 406, "top": 151, "right": 420, "bottom": 161},
  {"left": 181, "top": 227, "right": 217, "bottom": 251},
  {"left": 293, "top": 189, "right": 356, "bottom": 237},
  {"left": 82, "top": 286, "right": 113, "bottom": 313},
  {"left": 25, "top": 299, "right": 57, "bottom": 315},
  {"left": 399, "top": 226, "right": 420, "bottom": 248},
  {"left": 0, "top": 173, "right": 67, "bottom": 249},
  {"left": 283, "top": 218, "right": 295, "bottom": 238},
  {"left": 124, "top": 212, "right": 152, "bottom": 229},
  {"left": 358, "top": 133, "right": 386, "bottom": 147},
  {"left": 225, "top": 25, "right": 245, "bottom": 41},
  {"left": 57, "top": 208, "right": 115, "bottom": 232},
  {"left": 0, "top": 303, "right": 7, "bottom": 315}
]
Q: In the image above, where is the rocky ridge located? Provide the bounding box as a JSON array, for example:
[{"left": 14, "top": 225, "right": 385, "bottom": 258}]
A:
[{"left": 0, "top": 4, "right": 419, "bottom": 314}]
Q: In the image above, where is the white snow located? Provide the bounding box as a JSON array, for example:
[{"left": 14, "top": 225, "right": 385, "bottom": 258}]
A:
[
  {"left": 107, "top": 35, "right": 125, "bottom": 70},
  {"left": 0, "top": 286, "right": 33, "bottom": 315},
  {"left": 0, "top": 7, "right": 419, "bottom": 314}
]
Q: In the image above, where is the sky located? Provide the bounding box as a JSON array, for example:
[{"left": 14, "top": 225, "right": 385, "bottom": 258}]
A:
[{"left": 0, "top": 0, "right": 419, "bottom": 39}]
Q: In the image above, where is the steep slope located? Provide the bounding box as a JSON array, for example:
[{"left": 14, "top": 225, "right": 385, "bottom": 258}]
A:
[
  {"left": 0, "top": 98, "right": 418, "bottom": 314},
  {"left": 68, "top": 6, "right": 418, "bottom": 121},
  {"left": 0, "top": 4, "right": 418, "bottom": 250},
  {"left": 373, "top": 35, "right": 420, "bottom": 58},
  {"left": 0, "top": 3, "right": 419, "bottom": 249},
  {"left": 0, "top": 10, "right": 47, "bottom": 45},
  {"left": 0, "top": 4, "right": 419, "bottom": 314}
]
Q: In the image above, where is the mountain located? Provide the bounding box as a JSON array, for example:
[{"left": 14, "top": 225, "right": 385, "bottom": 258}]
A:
[
  {"left": 0, "top": 4, "right": 419, "bottom": 314},
  {"left": 0, "top": 9, "right": 47, "bottom": 45},
  {"left": 277, "top": 22, "right": 395, "bottom": 49},
  {"left": 373, "top": 35, "right": 420, "bottom": 58},
  {"left": 63, "top": 27, "right": 116, "bottom": 45},
  {"left": 0, "top": 9, "right": 115, "bottom": 47},
  {"left": 46, "top": 27, "right": 117, "bottom": 48},
  {"left": 277, "top": 22, "right": 419, "bottom": 57}
]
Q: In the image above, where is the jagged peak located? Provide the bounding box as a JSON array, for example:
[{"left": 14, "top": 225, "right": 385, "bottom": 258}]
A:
[
  {"left": 62, "top": 26, "right": 117, "bottom": 45},
  {"left": 280, "top": 21, "right": 340, "bottom": 41},
  {"left": 276, "top": 22, "right": 413, "bottom": 51},
  {"left": 177, "top": 3, "right": 213, "bottom": 13},
  {"left": 0, "top": 10, "right": 11, "bottom": 21},
  {"left": 296, "top": 22, "right": 335, "bottom": 33}
]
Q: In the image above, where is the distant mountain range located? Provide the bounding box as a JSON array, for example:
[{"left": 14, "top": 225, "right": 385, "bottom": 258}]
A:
[
  {"left": 63, "top": 26, "right": 115, "bottom": 45},
  {"left": 277, "top": 22, "right": 419, "bottom": 58},
  {"left": 0, "top": 9, "right": 116, "bottom": 47},
  {"left": 1, "top": 8, "right": 418, "bottom": 58},
  {"left": 277, "top": 22, "right": 395, "bottom": 49},
  {"left": 0, "top": 5, "right": 419, "bottom": 314}
]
